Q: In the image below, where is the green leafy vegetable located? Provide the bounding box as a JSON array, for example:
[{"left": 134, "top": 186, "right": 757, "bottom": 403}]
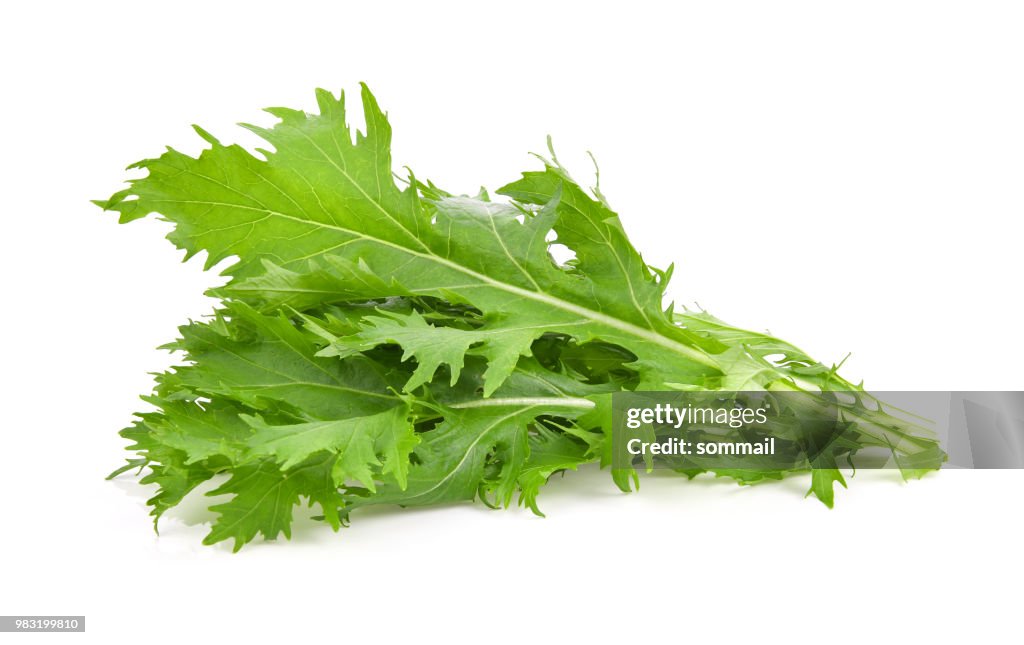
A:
[{"left": 98, "top": 84, "right": 945, "bottom": 550}]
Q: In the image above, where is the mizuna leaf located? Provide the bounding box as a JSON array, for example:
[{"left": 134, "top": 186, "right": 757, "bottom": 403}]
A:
[
  {"left": 343, "top": 361, "right": 607, "bottom": 512},
  {"left": 808, "top": 468, "right": 848, "bottom": 509},
  {"left": 115, "top": 415, "right": 217, "bottom": 529},
  {"left": 97, "top": 85, "right": 722, "bottom": 396},
  {"left": 242, "top": 405, "right": 416, "bottom": 491},
  {"left": 148, "top": 399, "right": 253, "bottom": 465},
  {"left": 344, "top": 406, "right": 536, "bottom": 510},
  {"left": 516, "top": 427, "right": 592, "bottom": 516},
  {"left": 167, "top": 302, "right": 403, "bottom": 419},
  {"left": 318, "top": 308, "right": 536, "bottom": 395},
  {"left": 203, "top": 455, "right": 344, "bottom": 552}
]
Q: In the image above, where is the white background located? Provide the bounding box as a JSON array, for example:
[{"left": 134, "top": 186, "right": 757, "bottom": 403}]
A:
[{"left": 2, "top": 1, "right": 1022, "bottom": 642}]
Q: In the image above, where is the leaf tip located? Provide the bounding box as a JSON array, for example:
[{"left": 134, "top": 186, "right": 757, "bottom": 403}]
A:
[{"left": 191, "top": 124, "right": 221, "bottom": 146}]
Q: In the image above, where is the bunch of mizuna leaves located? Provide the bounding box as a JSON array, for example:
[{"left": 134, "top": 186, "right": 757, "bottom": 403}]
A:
[{"left": 99, "top": 85, "right": 944, "bottom": 550}]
